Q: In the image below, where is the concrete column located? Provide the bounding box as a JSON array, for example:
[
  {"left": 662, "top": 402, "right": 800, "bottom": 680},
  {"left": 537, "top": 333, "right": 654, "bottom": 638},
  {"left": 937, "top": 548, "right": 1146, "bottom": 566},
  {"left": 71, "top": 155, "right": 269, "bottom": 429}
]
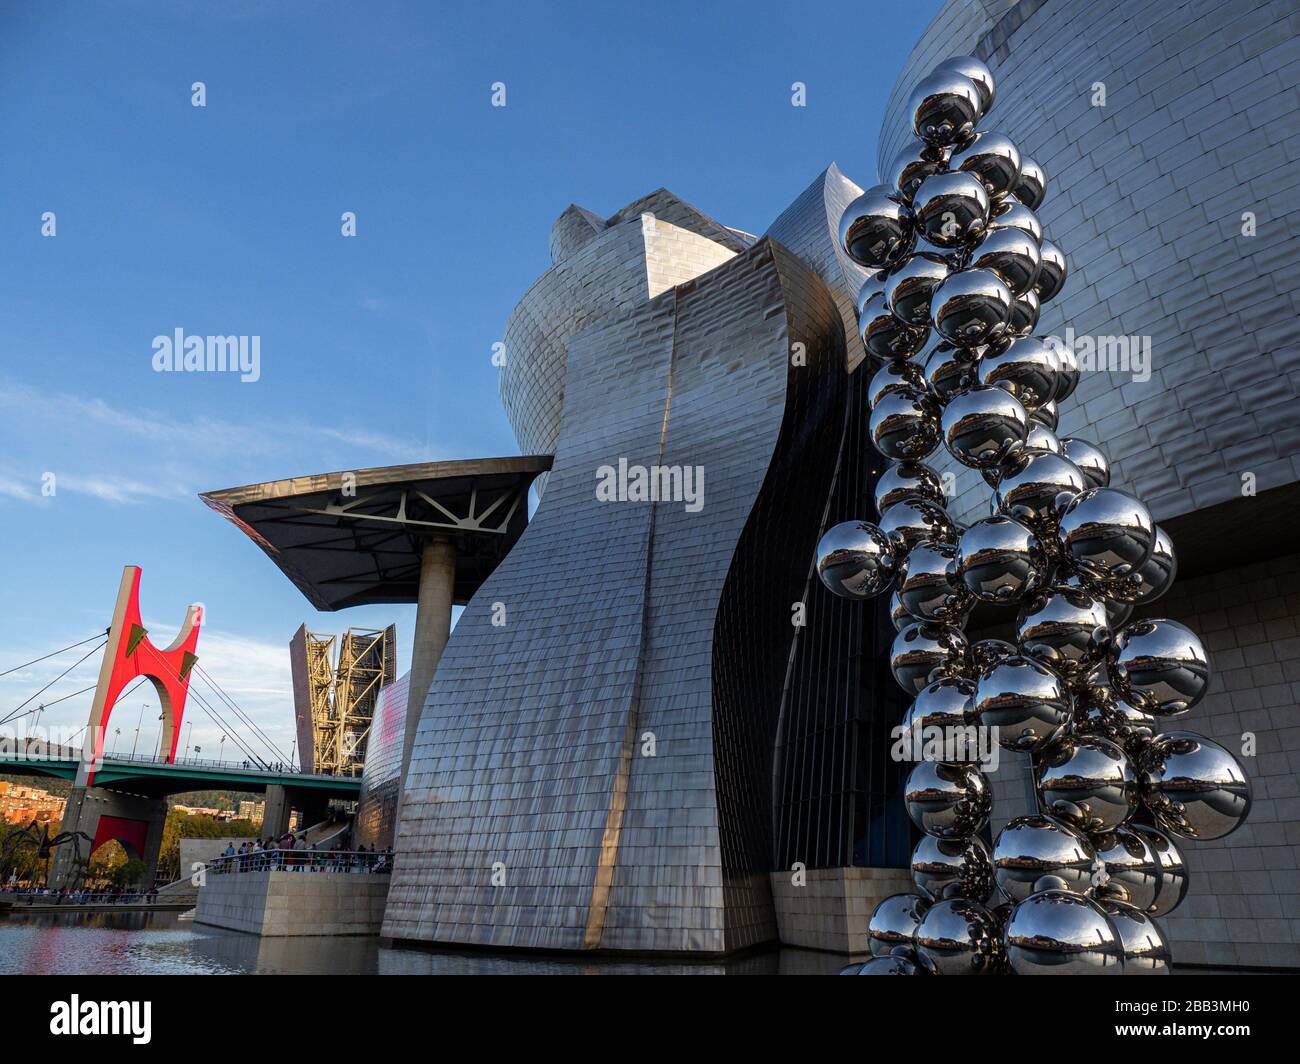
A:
[
  {"left": 50, "top": 785, "right": 168, "bottom": 889},
  {"left": 263, "top": 784, "right": 291, "bottom": 839},
  {"left": 400, "top": 537, "right": 456, "bottom": 791}
]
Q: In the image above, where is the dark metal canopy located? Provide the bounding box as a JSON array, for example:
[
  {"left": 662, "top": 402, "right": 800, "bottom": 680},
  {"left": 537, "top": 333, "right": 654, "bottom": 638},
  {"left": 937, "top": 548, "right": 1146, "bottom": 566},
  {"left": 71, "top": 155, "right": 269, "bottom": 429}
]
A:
[{"left": 200, "top": 456, "right": 551, "bottom": 610}]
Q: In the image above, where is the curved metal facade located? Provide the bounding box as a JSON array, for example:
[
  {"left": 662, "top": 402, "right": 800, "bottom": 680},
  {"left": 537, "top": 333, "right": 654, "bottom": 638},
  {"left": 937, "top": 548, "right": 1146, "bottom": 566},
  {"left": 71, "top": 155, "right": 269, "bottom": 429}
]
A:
[{"left": 385, "top": 238, "right": 847, "bottom": 952}]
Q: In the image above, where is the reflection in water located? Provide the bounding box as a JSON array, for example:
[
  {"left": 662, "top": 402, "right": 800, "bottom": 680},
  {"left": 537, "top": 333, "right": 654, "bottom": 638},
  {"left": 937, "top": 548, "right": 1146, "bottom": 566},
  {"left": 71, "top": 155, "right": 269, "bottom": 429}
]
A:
[{"left": 0, "top": 911, "right": 847, "bottom": 975}]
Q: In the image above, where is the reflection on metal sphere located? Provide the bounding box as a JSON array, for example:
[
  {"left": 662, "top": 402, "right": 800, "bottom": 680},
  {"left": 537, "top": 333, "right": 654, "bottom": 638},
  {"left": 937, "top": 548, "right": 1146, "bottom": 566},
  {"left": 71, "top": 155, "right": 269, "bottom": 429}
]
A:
[
  {"left": 868, "top": 892, "right": 930, "bottom": 957},
  {"left": 815, "top": 520, "right": 898, "bottom": 600},
  {"left": 942, "top": 384, "right": 1028, "bottom": 468},
  {"left": 957, "top": 515, "right": 1048, "bottom": 603},
  {"left": 901, "top": 676, "right": 977, "bottom": 750},
  {"left": 857, "top": 954, "right": 921, "bottom": 975},
  {"left": 1126, "top": 823, "right": 1188, "bottom": 917},
  {"left": 855, "top": 271, "right": 889, "bottom": 319},
  {"left": 879, "top": 497, "right": 959, "bottom": 552},
  {"left": 1013, "top": 154, "right": 1047, "bottom": 210},
  {"left": 968, "top": 225, "right": 1042, "bottom": 296},
  {"left": 932, "top": 55, "right": 995, "bottom": 115},
  {"left": 840, "top": 185, "right": 916, "bottom": 269},
  {"left": 1128, "top": 526, "right": 1177, "bottom": 606},
  {"left": 1071, "top": 684, "right": 1159, "bottom": 759},
  {"left": 1016, "top": 584, "right": 1111, "bottom": 682},
  {"left": 924, "top": 343, "right": 979, "bottom": 404},
  {"left": 905, "top": 760, "right": 992, "bottom": 840},
  {"left": 909, "top": 69, "right": 983, "bottom": 146},
  {"left": 884, "top": 138, "right": 948, "bottom": 203},
  {"left": 870, "top": 388, "right": 942, "bottom": 462},
  {"left": 1058, "top": 487, "right": 1155, "bottom": 583},
  {"left": 897, "top": 540, "right": 973, "bottom": 621},
  {"left": 979, "top": 336, "right": 1058, "bottom": 410},
  {"left": 1060, "top": 437, "right": 1110, "bottom": 489},
  {"left": 860, "top": 292, "right": 930, "bottom": 361},
  {"left": 891, "top": 621, "right": 969, "bottom": 695},
  {"left": 886, "top": 252, "right": 951, "bottom": 326},
  {"left": 993, "top": 814, "right": 1095, "bottom": 902},
  {"left": 891, "top": 589, "right": 918, "bottom": 632},
  {"left": 1030, "top": 398, "right": 1058, "bottom": 431},
  {"left": 932, "top": 269, "right": 1013, "bottom": 346},
  {"left": 1092, "top": 825, "right": 1160, "bottom": 913},
  {"left": 913, "top": 171, "right": 991, "bottom": 248},
  {"left": 912, "top": 834, "right": 995, "bottom": 903},
  {"left": 987, "top": 198, "right": 1043, "bottom": 245},
  {"left": 867, "top": 358, "right": 926, "bottom": 408},
  {"left": 1140, "top": 731, "right": 1252, "bottom": 841},
  {"left": 949, "top": 132, "right": 1022, "bottom": 201},
  {"left": 1099, "top": 899, "right": 1171, "bottom": 975},
  {"left": 915, "top": 897, "right": 1002, "bottom": 974},
  {"left": 1004, "top": 890, "right": 1124, "bottom": 975},
  {"left": 1109, "top": 618, "right": 1210, "bottom": 715},
  {"left": 996, "top": 451, "right": 1086, "bottom": 534},
  {"left": 1008, "top": 288, "right": 1040, "bottom": 336},
  {"left": 1035, "top": 238, "right": 1068, "bottom": 301},
  {"left": 875, "top": 460, "right": 946, "bottom": 514},
  {"left": 970, "top": 638, "right": 1018, "bottom": 675},
  {"left": 973, "top": 653, "right": 1072, "bottom": 752},
  {"left": 1035, "top": 735, "right": 1137, "bottom": 833}
]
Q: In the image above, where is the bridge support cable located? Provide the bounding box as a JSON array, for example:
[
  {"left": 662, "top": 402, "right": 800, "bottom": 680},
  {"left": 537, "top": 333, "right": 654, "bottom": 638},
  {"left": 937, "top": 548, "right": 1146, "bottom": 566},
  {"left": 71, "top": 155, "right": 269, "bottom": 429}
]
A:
[
  {"left": 0, "top": 640, "right": 108, "bottom": 729},
  {"left": 0, "top": 631, "right": 108, "bottom": 678},
  {"left": 192, "top": 663, "right": 294, "bottom": 766}
]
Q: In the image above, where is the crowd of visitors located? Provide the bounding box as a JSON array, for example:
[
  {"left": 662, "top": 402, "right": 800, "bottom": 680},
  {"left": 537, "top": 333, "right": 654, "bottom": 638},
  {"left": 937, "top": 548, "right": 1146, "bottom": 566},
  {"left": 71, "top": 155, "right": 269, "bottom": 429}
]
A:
[
  {"left": 213, "top": 833, "right": 392, "bottom": 874},
  {"left": 0, "top": 885, "right": 161, "bottom": 905}
]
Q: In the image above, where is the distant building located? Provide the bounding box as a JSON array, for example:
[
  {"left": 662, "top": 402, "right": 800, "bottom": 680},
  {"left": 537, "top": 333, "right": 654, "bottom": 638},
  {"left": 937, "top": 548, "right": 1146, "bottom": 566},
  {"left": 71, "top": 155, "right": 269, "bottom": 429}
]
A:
[{"left": 0, "top": 780, "right": 66, "bottom": 824}]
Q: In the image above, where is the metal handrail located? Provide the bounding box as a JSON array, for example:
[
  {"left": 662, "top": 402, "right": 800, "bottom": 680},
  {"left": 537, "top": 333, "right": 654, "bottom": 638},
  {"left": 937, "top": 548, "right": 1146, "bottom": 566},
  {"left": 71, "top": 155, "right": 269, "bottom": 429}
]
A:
[
  {"left": 208, "top": 848, "right": 394, "bottom": 875},
  {"left": 0, "top": 741, "right": 359, "bottom": 779}
]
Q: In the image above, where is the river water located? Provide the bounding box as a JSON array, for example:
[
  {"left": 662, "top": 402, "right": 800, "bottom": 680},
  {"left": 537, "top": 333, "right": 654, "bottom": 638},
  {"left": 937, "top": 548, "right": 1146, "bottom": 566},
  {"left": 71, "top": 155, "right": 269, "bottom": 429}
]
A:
[{"left": 0, "top": 910, "right": 848, "bottom": 974}]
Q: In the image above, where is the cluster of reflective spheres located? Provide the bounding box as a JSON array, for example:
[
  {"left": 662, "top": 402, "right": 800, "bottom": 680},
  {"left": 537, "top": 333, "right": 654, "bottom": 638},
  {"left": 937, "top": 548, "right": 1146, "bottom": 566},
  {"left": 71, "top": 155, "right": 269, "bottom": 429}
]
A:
[{"left": 822, "top": 55, "right": 1251, "bottom": 977}]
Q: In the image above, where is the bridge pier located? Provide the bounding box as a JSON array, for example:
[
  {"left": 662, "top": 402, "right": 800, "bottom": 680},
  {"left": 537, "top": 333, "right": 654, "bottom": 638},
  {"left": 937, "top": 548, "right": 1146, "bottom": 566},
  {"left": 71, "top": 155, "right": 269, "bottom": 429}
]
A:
[
  {"left": 50, "top": 785, "right": 168, "bottom": 889},
  {"left": 262, "top": 784, "right": 330, "bottom": 839}
]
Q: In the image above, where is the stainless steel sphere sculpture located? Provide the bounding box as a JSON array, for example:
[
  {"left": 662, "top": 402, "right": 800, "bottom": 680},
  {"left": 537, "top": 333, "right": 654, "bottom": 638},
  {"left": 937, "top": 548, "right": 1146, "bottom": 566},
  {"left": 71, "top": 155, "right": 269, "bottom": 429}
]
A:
[{"left": 822, "top": 54, "right": 1252, "bottom": 976}]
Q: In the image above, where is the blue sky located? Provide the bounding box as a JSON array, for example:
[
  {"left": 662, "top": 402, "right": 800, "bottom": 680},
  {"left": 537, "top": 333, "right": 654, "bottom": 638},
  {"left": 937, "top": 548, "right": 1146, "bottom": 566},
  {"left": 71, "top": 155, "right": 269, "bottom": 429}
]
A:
[{"left": 0, "top": 0, "right": 940, "bottom": 764}]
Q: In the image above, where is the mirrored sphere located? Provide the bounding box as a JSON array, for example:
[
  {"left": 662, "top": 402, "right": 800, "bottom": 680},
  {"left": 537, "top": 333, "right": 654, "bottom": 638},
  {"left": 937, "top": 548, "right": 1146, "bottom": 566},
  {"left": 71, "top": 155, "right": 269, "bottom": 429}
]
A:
[
  {"left": 912, "top": 834, "right": 995, "bottom": 903},
  {"left": 885, "top": 138, "right": 948, "bottom": 203},
  {"left": 1034, "top": 238, "right": 1068, "bottom": 301},
  {"left": 957, "top": 515, "right": 1048, "bottom": 603},
  {"left": 1071, "top": 684, "right": 1159, "bottom": 759},
  {"left": 840, "top": 185, "right": 916, "bottom": 269},
  {"left": 913, "top": 171, "right": 991, "bottom": 248},
  {"left": 1099, "top": 899, "right": 1171, "bottom": 975},
  {"left": 932, "top": 55, "right": 995, "bottom": 115},
  {"left": 987, "top": 198, "right": 1043, "bottom": 245},
  {"left": 1109, "top": 618, "right": 1210, "bottom": 715},
  {"left": 968, "top": 227, "right": 1042, "bottom": 298},
  {"left": 1017, "top": 584, "right": 1111, "bottom": 682},
  {"left": 875, "top": 460, "right": 946, "bottom": 514},
  {"left": 996, "top": 452, "right": 1086, "bottom": 534},
  {"left": 860, "top": 292, "right": 930, "bottom": 361},
  {"left": 891, "top": 621, "right": 969, "bottom": 695},
  {"left": 992, "top": 814, "right": 1095, "bottom": 902},
  {"left": 879, "top": 497, "right": 958, "bottom": 552},
  {"left": 915, "top": 897, "right": 1002, "bottom": 975},
  {"left": 1035, "top": 735, "right": 1137, "bottom": 833},
  {"left": 906, "top": 761, "right": 992, "bottom": 840},
  {"left": 909, "top": 70, "right": 983, "bottom": 146},
  {"left": 1092, "top": 825, "right": 1160, "bottom": 913},
  {"left": 1058, "top": 487, "right": 1155, "bottom": 582},
  {"left": 1013, "top": 154, "right": 1047, "bottom": 210},
  {"left": 901, "top": 676, "right": 978, "bottom": 751},
  {"left": 1004, "top": 890, "right": 1124, "bottom": 974},
  {"left": 923, "top": 342, "right": 979, "bottom": 403},
  {"left": 1060, "top": 437, "right": 1110, "bottom": 489},
  {"left": 855, "top": 271, "right": 888, "bottom": 318},
  {"left": 867, "top": 892, "right": 930, "bottom": 957},
  {"left": 974, "top": 653, "right": 1072, "bottom": 752},
  {"left": 857, "top": 954, "right": 921, "bottom": 975},
  {"left": 897, "top": 540, "right": 973, "bottom": 621},
  {"left": 870, "top": 388, "right": 942, "bottom": 462},
  {"left": 1140, "top": 731, "right": 1252, "bottom": 841},
  {"left": 932, "top": 269, "right": 1014, "bottom": 346},
  {"left": 942, "top": 383, "right": 1028, "bottom": 469},
  {"left": 949, "top": 131, "right": 1022, "bottom": 201},
  {"left": 1050, "top": 340, "right": 1081, "bottom": 402},
  {"left": 1019, "top": 420, "right": 1062, "bottom": 459},
  {"left": 867, "top": 358, "right": 926, "bottom": 408},
  {"left": 1008, "top": 288, "right": 1040, "bottom": 337},
  {"left": 969, "top": 638, "right": 1018, "bottom": 674},
  {"left": 1127, "top": 823, "right": 1189, "bottom": 916},
  {"left": 890, "top": 589, "right": 918, "bottom": 632},
  {"left": 886, "top": 252, "right": 951, "bottom": 326},
  {"left": 979, "top": 336, "right": 1059, "bottom": 410},
  {"left": 815, "top": 520, "right": 898, "bottom": 600},
  {"left": 1129, "top": 526, "right": 1178, "bottom": 606},
  {"left": 1030, "top": 397, "right": 1058, "bottom": 431}
]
